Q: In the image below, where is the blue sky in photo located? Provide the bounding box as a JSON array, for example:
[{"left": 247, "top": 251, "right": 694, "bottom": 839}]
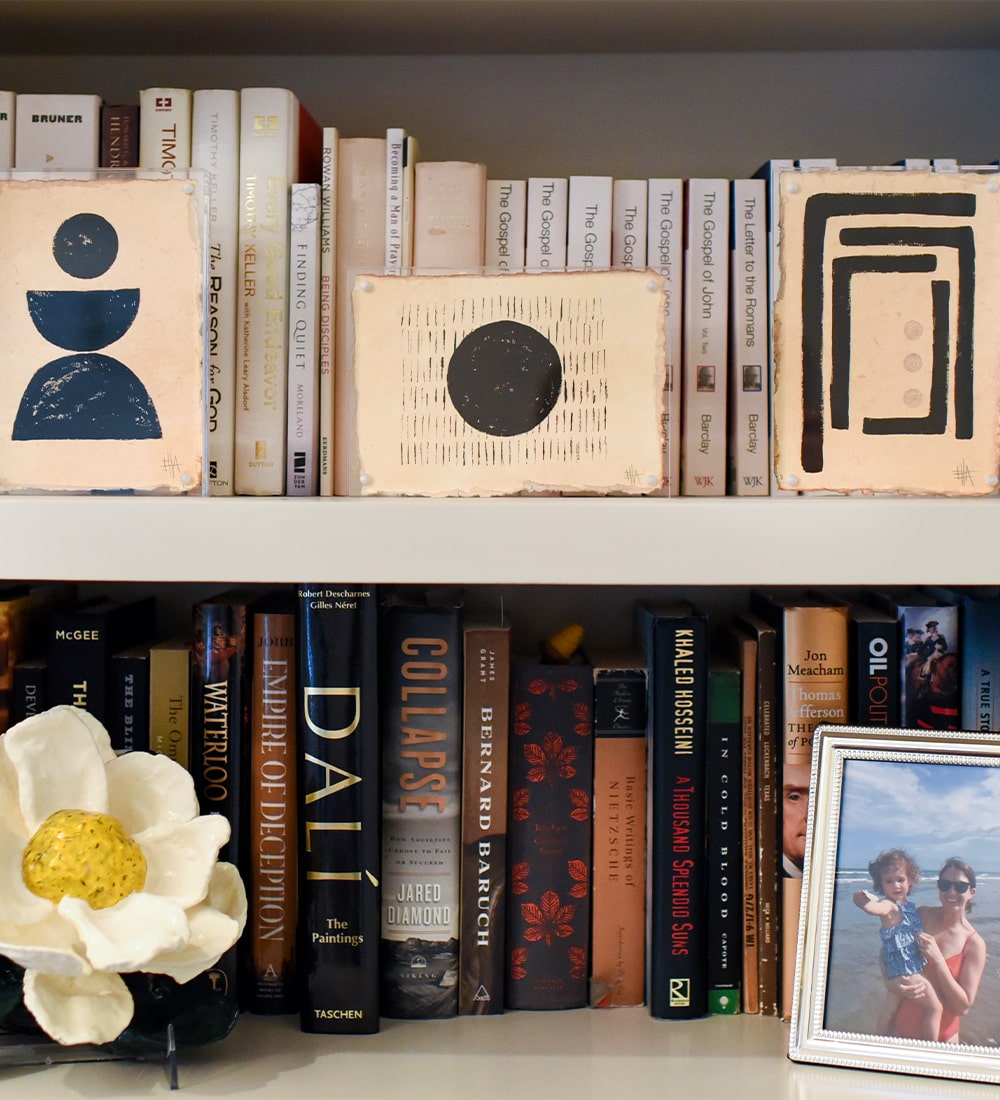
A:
[{"left": 836, "top": 758, "right": 1000, "bottom": 875}]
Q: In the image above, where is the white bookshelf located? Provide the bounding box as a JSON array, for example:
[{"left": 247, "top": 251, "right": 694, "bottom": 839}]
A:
[{"left": 2, "top": 1, "right": 1000, "bottom": 1096}]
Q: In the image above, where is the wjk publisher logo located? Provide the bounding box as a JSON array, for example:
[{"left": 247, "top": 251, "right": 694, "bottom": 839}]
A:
[{"left": 669, "top": 977, "right": 691, "bottom": 1008}]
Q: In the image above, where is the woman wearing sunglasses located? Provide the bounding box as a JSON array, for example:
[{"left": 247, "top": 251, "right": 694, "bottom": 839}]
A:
[{"left": 888, "top": 857, "right": 987, "bottom": 1043}]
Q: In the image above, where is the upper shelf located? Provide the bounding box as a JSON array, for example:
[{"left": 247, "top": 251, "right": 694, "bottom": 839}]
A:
[
  {"left": 3, "top": 494, "right": 999, "bottom": 586},
  {"left": 6, "top": 0, "right": 1000, "bottom": 56}
]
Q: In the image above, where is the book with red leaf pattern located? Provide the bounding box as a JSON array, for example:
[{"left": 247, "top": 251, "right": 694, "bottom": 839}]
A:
[{"left": 505, "top": 661, "right": 594, "bottom": 1010}]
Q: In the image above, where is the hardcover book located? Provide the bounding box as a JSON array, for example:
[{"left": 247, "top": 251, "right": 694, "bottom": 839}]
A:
[
  {"left": 590, "top": 658, "right": 647, "bottom": 1008},
  {"left": 635, "top": 600, "right": 709, "bottom": 1019},
  {"left": 381, "top": 593, "right": 463, "bottom": 1018},
  {"left": 681, "top": 178, "right": 730, "bottom": 495},
  {"left": 296, "top": 583, "right": 380, "bottom": 1034},
  {"left": 0, "top": 90, "right": 12, "bottom": 170},
  {"left": 459, "top": 621, "right": 511, "bottom": 1015},
  {"left": 11, "top": 657, "right": 46, "bottom": 725},
  {"left": 234, "top": 87, "right": 322, "bottom": 495},
  {"left": 350, "top": 269, "right": 667, "bottom": 497},
  {"left": 647, "top": 178, "right": 684, "bottom": 496},
  {"left": 485, "top": 179, "right": 526, "bottom": 273},
  {"left": 46, "top": 594, "right": 155, "bottom": 725},
  {"left": 848, "top": 600, "right": 901, "bottom": 727},
  {"left": 107, "top": 641, "right": 151, "bottom": 754},
  {"left": 385, "top": 126, "right": 416, "bottom": 275},
  {"left": 944, "top": 588, "right": 1000, "bottom": 733},
  {"left": 148, "top": 635, "right": 192, "bottom": 769},
  {"left": 506, "top": 659, "right": 594, "bottom": 1011},
  {"left": 14, "top": 93, "right": 101, "bottom": 172},
  {"left": 317, "top": 125, "right": 339, "bottom": 496},
  {"left": 706, "top": 658, "right": 743, "bottom": 1014},
  {"left": 750, "top": 590, "right": 849, "bottom": 1019},
  {"left": 286, "top": 181, "right": 322, "bottom": 496},
  {"left": 412, "top": 161, "right": 486, "bottom": 272},
  {"left": 772, "top": 167, "right": 1000, "bottom": 495},
  {"left": 100, "top": 104, "right": 138, "bottom": 169},
  {"left": 138, "top": 87, "right": 192, "bottom": 173},
  {"left": 0, "top": 175, "right": 206, "bottom": 493},
  {"left": 249, "top": 602, "right": 298, "bottom": 1014},
  {"left": 192, "top": 88, "right": 240, "bottom": 496}
]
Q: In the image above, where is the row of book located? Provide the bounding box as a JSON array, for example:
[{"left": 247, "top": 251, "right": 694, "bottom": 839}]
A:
[
  {"left": 7, "top": 88, "right": 996, "bottom": 500},
  {"left": 1, "top": 576, "right": 992, "bottom": 1030}
]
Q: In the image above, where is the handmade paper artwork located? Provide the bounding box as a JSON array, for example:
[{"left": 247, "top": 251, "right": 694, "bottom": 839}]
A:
[
  {"left": 349, "top": 269, "right": 667, "bottom": 496},
  {"left": 773, "top": 169, "right": 1000, "bottom": 495},
  {"left": 0, "top": 176, "right": 206, "bottom": 492}
]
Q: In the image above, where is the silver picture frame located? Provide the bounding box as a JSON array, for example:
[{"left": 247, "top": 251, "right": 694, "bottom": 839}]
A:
[{"left": 789, "top": 723, "right": 1000, "bottom": 1084}]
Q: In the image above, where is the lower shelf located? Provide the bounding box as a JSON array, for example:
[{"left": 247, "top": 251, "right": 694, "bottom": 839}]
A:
[{"left": 2, "top": 1010, "right": 999, "bottom": 1099}]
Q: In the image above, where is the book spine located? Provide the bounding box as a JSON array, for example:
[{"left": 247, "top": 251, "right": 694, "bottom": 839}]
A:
[
  {"left": 706, "top": 662, "right": 742, "bottom": 1014},
  {"left": 333, "top": 136, "right": 387, "bottom": 496},
  {"left": 99, "top": 103, "right": 138, "bottom": 169},
  {"left": 728, "top": 177, "right": 769, "bottom": 495},
  {"left": 506, "top": 661, "right": 594, "bottom": 1011},
  {"left": 590, "top": 666, "right": 647, "bottom": 1008},
  {"left": 12, "top": 659, "right": 46, "bottom": 726},
  {"left": 108, "top": 646, "right": 151, "bottom": 754},
  {"left": 0, "top": 91, "right": 12, "bottom": 170},
  {"left": 458, "top": 625, "right": 511, "bottom": 1015},
  {"left": 138, "top": 87, "right": 192, "bottom": 172},
  {"left": 235, "top": 87, "right": 300, "bottom": 495},
  {"left": 959, "top": 595, "right": 1000, "bottom": 733},
  {"left": 682, "top": 178, "right": 730, "bottom": 496},
  {"left": 638, "top": 607, "right": 709, "bottom": 1019},
  {"left": 525, "top": 177, "right": 567, "bottom": 272},
  {"left": 485, "top": 179, "right": 526, "bottom": 273},
  {"left": 380, "top": 601, "right": 463, "bottom": 1018},
  {"left": 296, "top": 584, "right": 380, "bottom": 1034},
  {"left": 191, "top": 595, "right": 250, "bottom": 1001},
  {"left": 317, "top": 126, "right": 338, "bottom": 496},
  {"left": 566, "top": 175, "right": 612, "bottom": 271},
  {"left": 611, "top": 179, "right": 648, "bottom": 270},
  {"left": 385, "top": 127, "right": 407, "bottom": 273},
  {"left": 647, "top": 179, "right": 684, "bottom": 496},
  {"left": 849, "top": 613, "right": 900, "bottom": 727},
  {"left": 899, "top": 602, "right": 960, "bottom": 730},
  {"left": 412, "top": 160, "right": 487, "bottom": 272},
  {"left": 14, "top": 93, "right": 101, "bottom": 172},
  {"left": 286, "top": 182, "right": 322, "bottom": 495},
  {"left": 148, "top": 641, "right": 191, "bottom": 769},
  {"left": 192, "top": 88, "right": 240, "bottom": 496},
  {"left": 249, "top": 608, "right": 298, "bottom": 1013}
]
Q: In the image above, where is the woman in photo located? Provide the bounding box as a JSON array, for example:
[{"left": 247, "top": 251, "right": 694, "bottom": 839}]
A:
[{"left": 889, "top": 857, "right": 987, "bottom": 1043}]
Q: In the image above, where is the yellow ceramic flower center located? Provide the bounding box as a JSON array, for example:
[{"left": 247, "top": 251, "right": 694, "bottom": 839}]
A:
[{"left": 22, "top": 809, "right": 147, "bottom": 909}]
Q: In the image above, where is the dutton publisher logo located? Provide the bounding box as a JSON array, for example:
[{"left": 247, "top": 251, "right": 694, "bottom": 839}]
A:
[{"left": 669, "top": 977, "right": 691, "bottom": 1008}]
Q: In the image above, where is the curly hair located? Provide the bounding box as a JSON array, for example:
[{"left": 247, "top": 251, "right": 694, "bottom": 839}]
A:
[{"left": 867, "top": 848, "right": 921, "bottom": 894}]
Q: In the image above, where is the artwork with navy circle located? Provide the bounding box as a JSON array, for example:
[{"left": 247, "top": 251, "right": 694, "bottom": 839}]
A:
[
  {"left": 350, "top": 270, "right": 668, "bottom": 496},
  {"left": 0, "top": 176, "right": 205, "bottom": 492}
]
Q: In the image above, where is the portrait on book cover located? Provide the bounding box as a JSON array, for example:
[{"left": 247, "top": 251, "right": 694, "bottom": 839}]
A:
[
  {"left": 773, "top": 168, "right": 1000, "bottom": 495},
  {"left": 0, "top": 175, "right": 205, "bottom": 493},
  {"left": 349, "top": 269, "right": 667, "bottom": 496},
  {"left": 790, "top": 724, "right": 1000, "bottom": 1085}
]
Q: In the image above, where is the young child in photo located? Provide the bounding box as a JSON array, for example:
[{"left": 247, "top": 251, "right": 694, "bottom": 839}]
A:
[{"left": 853, "top": 848, "right": 941, "bottom": 1039}]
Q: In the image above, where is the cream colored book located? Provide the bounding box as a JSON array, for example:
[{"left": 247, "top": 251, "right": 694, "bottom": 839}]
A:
[
  {"left": 138, "top": 87, "right": 192, "bottom": 172},
  {"left": 412, "top": 160, "right": 486, "bottom": 272},
  {"left": 0, "top": 91, "right": 14, "bottom": 170},
  {"left": 333, "top": 136, "right": 386, "bottom": 496}
]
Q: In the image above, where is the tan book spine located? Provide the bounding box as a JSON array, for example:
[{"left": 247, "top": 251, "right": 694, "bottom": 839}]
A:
[
  {"left": 148, "top": 637, "right": 192, "bottom": 770},
  {"left": 412, "top": 160, "right": 487, "bottom": 272}
]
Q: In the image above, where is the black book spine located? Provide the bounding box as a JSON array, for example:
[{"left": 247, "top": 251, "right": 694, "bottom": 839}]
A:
[
  {"left": 849, "top": 611, "right": 901, "bottom": 727},
  {"left": 11, "top": 658, "right": 46, "bottom": 726},
  {"left": 636, "top": 602, "right": 709, "bottom": 1019},
  {"left": 706, "top": 661, "right": 742, "bottom": 1014},
  {"left": 191, "top": 593, "right": 251, "bottom": 1002},
  {"left": 296, "top": 584, "right": 380, "bottom": 1035},
  {"left": 380, "top": 598, "right": 463, "bottom": 1020},
  {"left": 108, "top": 646, "right": 151, "bottom": 753}
]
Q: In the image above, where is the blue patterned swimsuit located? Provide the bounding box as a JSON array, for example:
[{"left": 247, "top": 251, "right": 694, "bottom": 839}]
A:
[{"left": 880, "top": 899, "right": 926, "bottom": 978}]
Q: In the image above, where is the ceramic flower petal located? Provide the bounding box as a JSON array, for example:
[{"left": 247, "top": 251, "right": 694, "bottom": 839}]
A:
[
  {"left": 207, "top": 862, "right": 249, "bottom": 936},
  {"left": 23, "top": 969, "right": 133, "bottom": 1045},
  {"left": 106, "top": 752, "right": 199, "bottom": 835},
  {"left": 0, "top": 819, "right": 53, "bottom": 925},
  {"left": 0, "top": 740, "right": 26, "bottom": 837},
  {"left": 136, "top": 815, "right": 231, "bottom": 909},
  {"left": 0, "top": 913, "right": 89, "bottom": 976},
  {"left": 146, "top": 905, "right": 242, "bottom": 985},
  {"left": 58, "top": 892, "right": 189, "bottom": 973},
  {"left": 4, "top": 706, "right": 109, "bottom": 832}
]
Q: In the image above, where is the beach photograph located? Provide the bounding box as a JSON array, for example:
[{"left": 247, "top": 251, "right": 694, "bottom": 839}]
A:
[{"left": 822, "top": 756, "right": 1000, "bottom": 1048}]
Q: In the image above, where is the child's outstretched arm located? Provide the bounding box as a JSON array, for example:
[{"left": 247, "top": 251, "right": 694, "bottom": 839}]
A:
[{"left": 853, "top": 889, "right": 896, "bottom": 916}]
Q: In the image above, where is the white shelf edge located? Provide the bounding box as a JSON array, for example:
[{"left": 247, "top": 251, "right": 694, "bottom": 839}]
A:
[{"left": 2, "top": 494, "right": 997, "bottom": 586}]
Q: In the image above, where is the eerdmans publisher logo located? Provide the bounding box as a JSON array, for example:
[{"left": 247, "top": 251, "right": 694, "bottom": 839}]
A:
[{"left": 669, "top": 977, "right": 691, "bottom": 1007}]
